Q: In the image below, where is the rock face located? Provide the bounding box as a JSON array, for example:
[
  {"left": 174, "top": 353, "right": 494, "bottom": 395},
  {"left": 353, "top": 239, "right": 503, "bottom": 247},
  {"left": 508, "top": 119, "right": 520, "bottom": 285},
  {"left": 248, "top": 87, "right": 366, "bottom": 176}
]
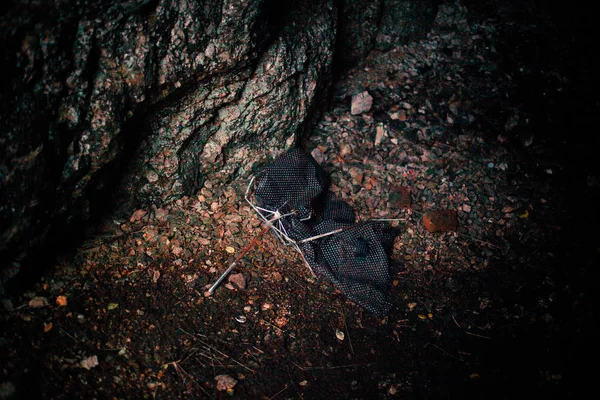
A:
[
  {"left": 0, "top": 0, "right": 439, "bottom": 287},
  {"left": 376, "top": 0, "right": 440, "bottom": 50},
  {"left": 337, "top": 0, "right": 441, "bottom": 66}
]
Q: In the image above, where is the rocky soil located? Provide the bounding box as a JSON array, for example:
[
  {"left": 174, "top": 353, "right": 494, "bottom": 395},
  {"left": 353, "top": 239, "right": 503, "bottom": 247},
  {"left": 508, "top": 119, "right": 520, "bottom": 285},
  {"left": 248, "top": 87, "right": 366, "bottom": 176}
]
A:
[{"left": 1, "top": 1, "right": 596, "bottom": 399}]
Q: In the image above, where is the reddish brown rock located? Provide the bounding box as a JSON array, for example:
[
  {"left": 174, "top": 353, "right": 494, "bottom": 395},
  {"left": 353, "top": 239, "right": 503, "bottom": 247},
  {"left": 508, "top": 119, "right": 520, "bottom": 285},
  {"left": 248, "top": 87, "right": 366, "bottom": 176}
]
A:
[{"left": 423, "top": 210, "right": 458, "bottom": 232}]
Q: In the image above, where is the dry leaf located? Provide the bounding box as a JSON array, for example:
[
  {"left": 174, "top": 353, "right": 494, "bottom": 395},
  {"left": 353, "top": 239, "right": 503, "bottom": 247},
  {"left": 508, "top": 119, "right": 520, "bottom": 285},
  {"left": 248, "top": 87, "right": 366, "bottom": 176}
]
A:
[
  {"left": 502, "top": 205, "right": 518, "bottom": 213},
  {"left": 44, "top": 322, "right": 53, "bottom": 332},
  {"left": 519, "top": 210, "right": 529, "bottom": 219},
  {"left": 29, "top": 297, "right": 48, "bottom": 308},
  {"left": 56, "top": 295, "right": 67, "bottom": 307},
  {"left": 225, "top": 246, "right": 235, "bottom": 254}
]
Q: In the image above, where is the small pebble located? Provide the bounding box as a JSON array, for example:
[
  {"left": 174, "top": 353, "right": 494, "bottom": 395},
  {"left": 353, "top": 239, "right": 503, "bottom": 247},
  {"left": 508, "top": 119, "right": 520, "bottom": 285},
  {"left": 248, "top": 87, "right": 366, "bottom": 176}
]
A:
[{"left": 350, "top": 91, "right": 373, "bottom": 115}]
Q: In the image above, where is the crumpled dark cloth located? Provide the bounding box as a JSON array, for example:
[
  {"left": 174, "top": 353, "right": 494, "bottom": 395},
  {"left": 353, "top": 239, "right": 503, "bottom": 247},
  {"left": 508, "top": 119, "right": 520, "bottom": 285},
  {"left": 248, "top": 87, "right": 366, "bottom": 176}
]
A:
[{"left": 254, "top": 148, "right": 398, "bottom": 316}]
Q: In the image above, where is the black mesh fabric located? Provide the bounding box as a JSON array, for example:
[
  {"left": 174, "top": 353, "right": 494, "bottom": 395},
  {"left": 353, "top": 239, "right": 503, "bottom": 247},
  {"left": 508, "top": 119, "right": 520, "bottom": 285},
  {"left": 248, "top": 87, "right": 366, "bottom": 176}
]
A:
[{"left": 254, "top": 148, "right": 399, "bottom": 316}]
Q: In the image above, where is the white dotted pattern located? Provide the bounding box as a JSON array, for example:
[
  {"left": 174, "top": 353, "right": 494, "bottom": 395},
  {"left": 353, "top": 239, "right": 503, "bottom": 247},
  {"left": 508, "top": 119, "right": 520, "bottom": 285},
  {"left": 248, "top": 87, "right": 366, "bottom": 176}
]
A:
[{"left": 255, "top": 148, "right": 398, "bottom": 316}]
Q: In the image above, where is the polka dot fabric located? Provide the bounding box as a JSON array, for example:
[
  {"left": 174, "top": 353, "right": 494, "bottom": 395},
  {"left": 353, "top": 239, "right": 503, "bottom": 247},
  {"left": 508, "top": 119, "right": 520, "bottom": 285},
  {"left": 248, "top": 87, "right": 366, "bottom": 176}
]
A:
[{"left": 255, "top": 148, "right": 399, "bottom": 316}]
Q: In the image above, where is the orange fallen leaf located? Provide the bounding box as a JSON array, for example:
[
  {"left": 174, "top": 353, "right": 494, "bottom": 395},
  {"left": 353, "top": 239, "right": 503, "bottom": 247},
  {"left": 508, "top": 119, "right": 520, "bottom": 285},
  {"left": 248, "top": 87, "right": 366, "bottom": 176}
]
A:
[
  {"left": 44, "top": 322, "right": 53, "bottom": 332},
  {"left": 56, "top": 295, "right": 67, "bottom": 307}
]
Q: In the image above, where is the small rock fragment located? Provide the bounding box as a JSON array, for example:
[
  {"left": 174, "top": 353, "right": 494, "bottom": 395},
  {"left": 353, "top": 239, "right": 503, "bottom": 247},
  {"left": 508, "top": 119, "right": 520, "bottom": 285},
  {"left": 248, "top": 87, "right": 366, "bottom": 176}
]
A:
[
  {"left": 390, "top": 110, "right": 407, "bottom": 121},
  {"left": 348, "top": 167, "right": 364, "bottom": 185},
  {"left": 80, "top": 355, "right": 99, "bottom": 370},
  {"left": 129, "top": 209, "right": 147, "bottom": 222},
  {"left": 225, "top": 246, "right": 235, "bottom": 254},
  {"left": 423, "top": 210, "right": 458, "bottom": 232},
  {"left": 155, "top": 208, "right": 169, "bottom": 221},
  {"left": 351, "top": 91, "right": 373, "bottom": 115},
  {"left": 374, "top": 124, "right": 387, "bottom": 146},
  {"left": 228, "top": 273, "right": 246, "bottom": 289},
  {"left": 311, "top": 147, "right": 326, "bottom": 164},
  {"left": 215, "top": 374, "right": 237, "bottom": 392},
  {"left": 271, "top": 271, "right": 283, "bottom": 282}
]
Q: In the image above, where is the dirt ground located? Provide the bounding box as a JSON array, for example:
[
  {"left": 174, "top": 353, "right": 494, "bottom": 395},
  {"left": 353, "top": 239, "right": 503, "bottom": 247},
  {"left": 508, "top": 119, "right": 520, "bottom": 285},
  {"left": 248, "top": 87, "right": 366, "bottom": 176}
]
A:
[{"left": 1, "top": 2, "right": 596, "bottom": 399}]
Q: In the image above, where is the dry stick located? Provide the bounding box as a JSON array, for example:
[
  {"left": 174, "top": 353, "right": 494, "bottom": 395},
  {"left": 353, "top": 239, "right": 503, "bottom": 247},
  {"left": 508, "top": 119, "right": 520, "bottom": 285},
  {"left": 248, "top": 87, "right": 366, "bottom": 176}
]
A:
[
  {"left": 465, "top": 331, "right": 491, "bottom": 340},
  {"left": 268, "top": 383, "right": 291, "bottom": 400},
  {"left": 195, "top": 338, "right": 256, "bottom": 373},
  {"left": 178, "top": 329, "right": 256, "bottom": 373},
  {"left": 303, "top": 362, "right": 374, "bottom": 370},
  {"left": 291, "top": 361, "right": 306, "bottom": 371},
  {"left": 342, "top": 308, "right": 354, "bottom": 355},
  {"left": 172, "top": 361, "right": 215, "bottom": 400},
  {"left": 458, "top": 233, "right": 502, "bottom": 249},
  {"left": 429, "top": 344, "right": 463, "bottom": 362},
  {"left": 452, "top": 315, "right": 462, "bottom": 328},
  {"left": 199, "top": 344, "right": 227, "bottom": 371},
  {"left": 59, "top": 328, "right": 78, "bottom": 342},
  {"left": 208, "top": 223, "right": 271, "bottom": 295}
]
